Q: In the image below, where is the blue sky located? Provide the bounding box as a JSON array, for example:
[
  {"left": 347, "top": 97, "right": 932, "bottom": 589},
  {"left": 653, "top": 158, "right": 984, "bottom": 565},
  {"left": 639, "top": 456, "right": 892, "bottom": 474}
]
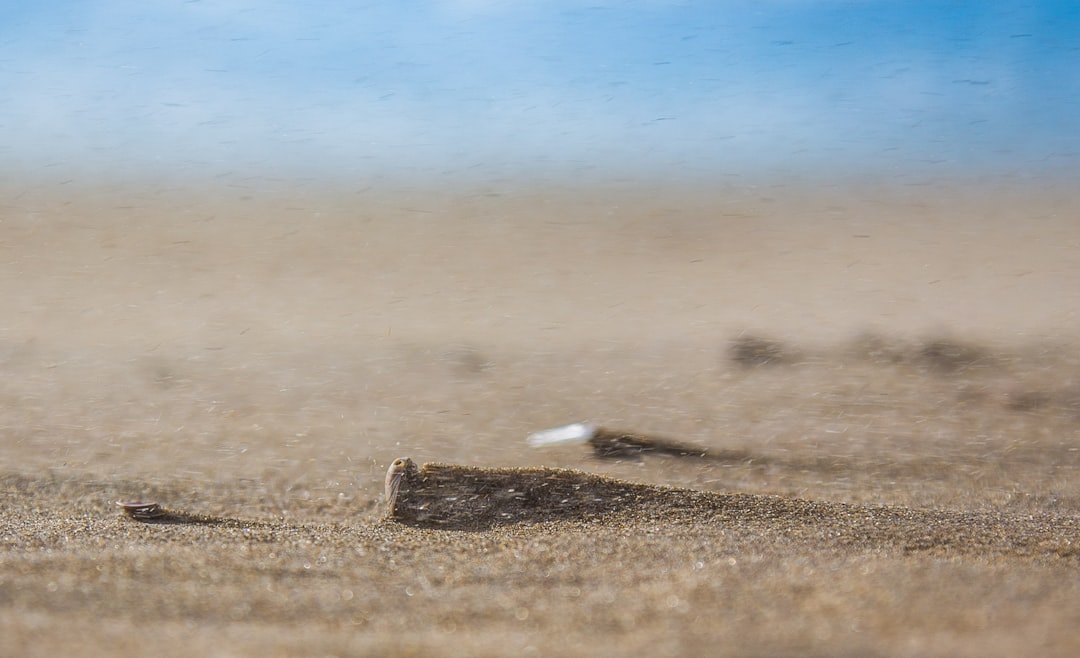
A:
[{"left": 2, "top": 1, "right": 1078, "bottom": 183}]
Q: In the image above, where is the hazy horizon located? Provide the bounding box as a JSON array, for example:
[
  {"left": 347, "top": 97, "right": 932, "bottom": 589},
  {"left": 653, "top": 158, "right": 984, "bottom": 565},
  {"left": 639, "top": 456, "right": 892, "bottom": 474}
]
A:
[{"left": 3, "top": 1, "right": 1079, "bottom": 186}]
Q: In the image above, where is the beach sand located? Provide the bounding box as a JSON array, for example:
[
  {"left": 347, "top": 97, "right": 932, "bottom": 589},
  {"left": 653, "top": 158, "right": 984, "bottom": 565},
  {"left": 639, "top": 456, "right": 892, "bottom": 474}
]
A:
[{"left": 2, "top": 178, "right": 1079, "bottom": 656}]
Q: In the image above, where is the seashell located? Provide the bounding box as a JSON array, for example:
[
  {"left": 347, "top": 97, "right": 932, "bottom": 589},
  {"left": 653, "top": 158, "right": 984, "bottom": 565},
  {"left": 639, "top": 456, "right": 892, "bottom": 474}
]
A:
[
  {"left": 115, "top": 500, "right": 167, "bottom": 521},
  {"left": 384, "top": 457, "right": 418, "bottom": 518}
]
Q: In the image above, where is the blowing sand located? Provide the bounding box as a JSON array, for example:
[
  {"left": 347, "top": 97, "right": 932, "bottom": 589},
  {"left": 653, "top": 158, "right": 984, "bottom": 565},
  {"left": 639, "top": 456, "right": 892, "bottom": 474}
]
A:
[{"left": 1, "top": 178, "right": 1079, "bottom": 656}]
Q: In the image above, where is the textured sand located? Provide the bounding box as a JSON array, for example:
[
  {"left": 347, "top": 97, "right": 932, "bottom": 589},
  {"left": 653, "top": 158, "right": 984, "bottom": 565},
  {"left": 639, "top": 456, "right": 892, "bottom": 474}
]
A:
[{"left": 2, "top": 179, "right": 1079, "bottom": 656}]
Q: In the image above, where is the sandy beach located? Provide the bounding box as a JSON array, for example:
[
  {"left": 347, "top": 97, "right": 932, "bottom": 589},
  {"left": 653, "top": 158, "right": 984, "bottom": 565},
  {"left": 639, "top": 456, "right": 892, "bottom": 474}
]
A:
[{"left": 2, "top": 178, "right": 1079, "bottom": 656}]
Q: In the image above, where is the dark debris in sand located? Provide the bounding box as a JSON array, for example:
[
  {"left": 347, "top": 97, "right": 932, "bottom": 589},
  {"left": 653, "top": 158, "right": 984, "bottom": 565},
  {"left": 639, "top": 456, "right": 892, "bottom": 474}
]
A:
[
  {"left": 382, "top": 462, "right": 1079, "bottom": 561},
  {"left": 380, "top": 462, "right": 1080, "bottom": 561}
]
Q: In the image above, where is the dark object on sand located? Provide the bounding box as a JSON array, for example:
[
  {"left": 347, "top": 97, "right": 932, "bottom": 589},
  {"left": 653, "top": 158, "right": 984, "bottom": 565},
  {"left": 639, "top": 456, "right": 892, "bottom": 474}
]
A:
[
  {"left": 382, "top": 458, "right": 675, "bottom": 529},
  {"left": 917, "top": 338, "right": 987, "bottom": 373},
  {"left": 114, "top": 501, "right": 233, "bottom": 526},
  {"left": 527, "top": 422, "right": 711, "bottom": 459},
  {"left": 728, "top": 334, "right": 791, "bottom": 367},
  {"left": 1003, "top": 389, "right": 1053, "bottom": 412},
  {"left": 588, "top": 428, "right": 711, "bottom": 458},
  {"left": 115, "top": 500, "right": 167, "bottom": 521}
]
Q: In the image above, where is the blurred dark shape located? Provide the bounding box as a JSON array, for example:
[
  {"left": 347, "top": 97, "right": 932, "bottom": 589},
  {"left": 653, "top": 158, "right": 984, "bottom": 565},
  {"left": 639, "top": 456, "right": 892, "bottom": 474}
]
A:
[
  {"left": 448, "top": 343, "right": 493, "bottom": 376},
  {"left": 1053, "top": 384, "right": 1080, "bottom": 420},
  {"left": 728, "top": 334, "right": 792, "bottom": 367},
  {"left": 916, "top": 338, "right": 988, "bottom": 373},
  {"left": 1003, "top": 389, "right": 1053, "bottom": 412},
  {"left": 588, "top": 428, "right": 711, "bottom": 459}
]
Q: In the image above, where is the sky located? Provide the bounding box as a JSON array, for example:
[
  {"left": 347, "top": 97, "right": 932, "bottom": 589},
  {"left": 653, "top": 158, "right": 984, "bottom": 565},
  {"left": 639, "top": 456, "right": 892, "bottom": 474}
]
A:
[{"left": 2, "top": 1, "right": 1078, "bottom": 184}]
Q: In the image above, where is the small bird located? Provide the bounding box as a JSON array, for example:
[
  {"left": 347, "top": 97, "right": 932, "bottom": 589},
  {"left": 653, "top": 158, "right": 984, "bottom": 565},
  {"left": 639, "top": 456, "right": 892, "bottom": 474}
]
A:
[{"left": 384, "top": 457, "right": 417, "bottom": 517}]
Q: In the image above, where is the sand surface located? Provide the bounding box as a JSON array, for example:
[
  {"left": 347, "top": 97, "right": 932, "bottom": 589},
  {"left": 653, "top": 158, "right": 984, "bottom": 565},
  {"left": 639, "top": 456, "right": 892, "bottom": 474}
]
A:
[{"left": 2, "top": 178, "right": 1079, "bottom": 656}]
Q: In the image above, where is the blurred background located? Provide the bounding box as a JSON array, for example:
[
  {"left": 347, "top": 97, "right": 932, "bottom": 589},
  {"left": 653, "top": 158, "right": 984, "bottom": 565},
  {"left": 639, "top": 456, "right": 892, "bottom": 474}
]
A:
[
  {"left": 2, "top": 0, "right": 1078, "bottom": 184},
  {"left": 2, "top": 1, "right": 1079, "bottom": 497}
]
